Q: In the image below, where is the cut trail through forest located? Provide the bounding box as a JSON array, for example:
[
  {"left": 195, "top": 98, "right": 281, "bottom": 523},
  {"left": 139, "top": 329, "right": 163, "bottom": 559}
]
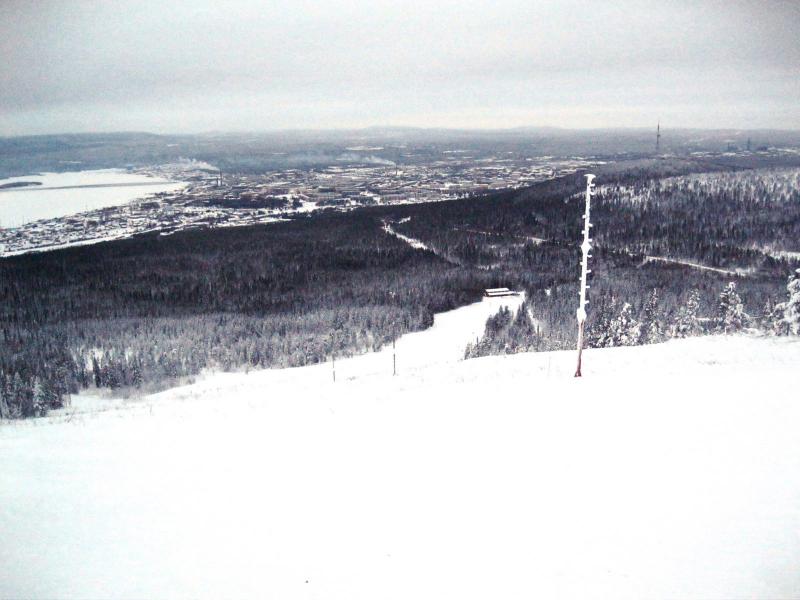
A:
[{"left": 381, "top": 218, "right": 464, "bottom": 266}]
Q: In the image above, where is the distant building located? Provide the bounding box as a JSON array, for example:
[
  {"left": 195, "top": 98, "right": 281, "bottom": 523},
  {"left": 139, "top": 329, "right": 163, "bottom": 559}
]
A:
[{"left": 484, "top": 287, "right": 519, "bottom": 297}]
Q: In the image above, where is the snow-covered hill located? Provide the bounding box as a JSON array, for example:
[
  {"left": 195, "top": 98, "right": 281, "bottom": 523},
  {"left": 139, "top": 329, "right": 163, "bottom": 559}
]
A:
[{"left": 2, "top": 334, "right": 800, "bottom": 599}]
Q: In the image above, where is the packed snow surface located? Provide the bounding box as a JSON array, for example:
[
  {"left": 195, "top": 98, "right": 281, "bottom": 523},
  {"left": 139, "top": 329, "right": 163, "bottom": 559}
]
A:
[
  {"left": 2, "top": 327, "right": 800, "bottom": 599},
  {"left": 0, "top": 169, "right": 186, "bottom": 227}
]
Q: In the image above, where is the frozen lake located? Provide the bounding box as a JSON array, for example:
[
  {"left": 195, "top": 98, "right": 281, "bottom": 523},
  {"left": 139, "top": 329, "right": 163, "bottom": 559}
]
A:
[{"left": 0, "top": 169, "right": 187, "bottom": 228}]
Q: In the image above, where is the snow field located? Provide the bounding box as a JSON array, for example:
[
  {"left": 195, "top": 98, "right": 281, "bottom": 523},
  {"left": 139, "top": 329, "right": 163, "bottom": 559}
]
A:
[{"left": 2, "top": 331, "right": 800, "bottom": 599}]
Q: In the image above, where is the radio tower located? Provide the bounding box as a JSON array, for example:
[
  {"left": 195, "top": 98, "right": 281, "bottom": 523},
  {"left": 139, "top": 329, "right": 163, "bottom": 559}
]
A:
[
  {"left": 574, "top": 174, "right": 596, "bottom": 378},
  {"left": 655, "top": 121, "right": 661, "bottom": 154}
]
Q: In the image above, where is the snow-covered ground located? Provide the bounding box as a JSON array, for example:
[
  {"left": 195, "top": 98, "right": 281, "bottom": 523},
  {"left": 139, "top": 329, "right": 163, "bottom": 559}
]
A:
[
  {"left": 2, "top": 329, "right": 800, "bottom": 599},
  {"left": 0, "top": 169, "right": 187, "bottom": 228},
  {"left": 762, "top": 248, "right": 800, "bottom": 263}
]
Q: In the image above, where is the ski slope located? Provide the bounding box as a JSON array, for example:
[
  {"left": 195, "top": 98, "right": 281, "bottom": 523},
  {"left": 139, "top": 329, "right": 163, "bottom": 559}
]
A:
[{"left": 2, "top": 333, "right": 800, "bottom": 599}]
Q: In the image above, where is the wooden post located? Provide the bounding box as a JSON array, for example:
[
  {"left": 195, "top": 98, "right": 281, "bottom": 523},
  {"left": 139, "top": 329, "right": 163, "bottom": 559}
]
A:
[
  {"left": 574, "top": 319, "right": 585, "bottom": 378},
  {"left": 392, "top": 338, "right": 396, "bottom": 376}
]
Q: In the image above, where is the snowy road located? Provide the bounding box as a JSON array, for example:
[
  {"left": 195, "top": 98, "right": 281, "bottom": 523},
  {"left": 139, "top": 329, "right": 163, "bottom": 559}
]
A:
[
  {"left": 382, "top": 219, "right": 465, "bottom": 266},
  {"left": 642, "top": 255, "right": 749, "bottom": 276},
  {"left": 381, "top": 220, "right": 430, "bottom": 251},
  {"left": 2, "top": 335, "right": 800, "bottom": 599}
]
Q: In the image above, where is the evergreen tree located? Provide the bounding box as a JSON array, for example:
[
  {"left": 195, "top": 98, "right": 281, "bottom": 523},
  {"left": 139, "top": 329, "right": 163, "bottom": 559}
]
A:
[
  {"left": 131, "top": 359, "right": 143, "bottom": 389},
  {"left": 671, "top": 289, "right": 703, "bottom": 338},
  {"left": 607, "top": 302, "right": 641, "bottom": 346},
  {"left": 717, "top": 282, "right": 749, "bottom": 334},
  {"left": 91, "top": 355, "right": 101, "bottom": 388},
  {"left": 760, "top": 297, "right": 778, "bottom": 334},
  {"left": 775, "top": 268, "right": 800, "bottom": 335},
  {"left": 464, "top": 302, "right": 545, "bottom": 359},
  {"left": 587, "top": 296, "right": 617, "bottom": 348},
  {"left": 485, "top": 306, "right": 513, "bottom": 335},
  {"left": 509, "top": 303, "right": 538, "bottom": 351},
  {"left": 639, "top": 288, "right": 665, "bottom": 344},
  {"left": 0, "top": 387, "right": 9, "bottom": 420},
  {"left": 31, "top": 377, "right": 47, "bottom": 417},
  {"left": 9, "top": 373, "right": 27, "bottom": 418}
]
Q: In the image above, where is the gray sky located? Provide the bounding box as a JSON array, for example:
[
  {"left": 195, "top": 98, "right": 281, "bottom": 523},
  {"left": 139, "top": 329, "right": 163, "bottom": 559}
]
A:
[{"left": 1, "top": 0, "right": 798, "bottom": 135}]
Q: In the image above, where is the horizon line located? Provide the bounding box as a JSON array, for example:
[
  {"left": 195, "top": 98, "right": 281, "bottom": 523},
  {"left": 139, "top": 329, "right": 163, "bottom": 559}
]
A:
[{"left": 3, "top": 124, "right": 800, "bottom": 140}]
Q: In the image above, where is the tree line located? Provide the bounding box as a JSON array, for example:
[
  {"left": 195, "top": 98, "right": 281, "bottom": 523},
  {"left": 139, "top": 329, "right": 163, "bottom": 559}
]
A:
[{"left": 2, "top": 156, "right": 799, "bottom": 418}]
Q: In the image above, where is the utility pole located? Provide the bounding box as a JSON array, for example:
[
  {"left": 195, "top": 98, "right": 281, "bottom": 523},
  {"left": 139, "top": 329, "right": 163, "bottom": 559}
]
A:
[{"left": 575, "top": 174, "right": 595, "bottom": 378}]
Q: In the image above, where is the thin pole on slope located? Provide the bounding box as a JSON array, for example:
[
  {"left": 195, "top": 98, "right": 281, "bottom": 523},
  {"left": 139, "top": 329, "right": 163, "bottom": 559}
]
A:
[
  {"left": 575, "top": 174, "right": 596, "bottom": 378},
  {"left": 331, "top": 332, "right": 336, "bottom": 383},
  {"left": 390, "top": 292, "right": 397, "bottom": 377}
]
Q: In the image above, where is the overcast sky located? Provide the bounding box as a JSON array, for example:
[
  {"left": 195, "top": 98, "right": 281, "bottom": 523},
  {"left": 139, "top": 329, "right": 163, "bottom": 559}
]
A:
[{"left": 1, "top": 0, "right": 798, "bottom": 135}]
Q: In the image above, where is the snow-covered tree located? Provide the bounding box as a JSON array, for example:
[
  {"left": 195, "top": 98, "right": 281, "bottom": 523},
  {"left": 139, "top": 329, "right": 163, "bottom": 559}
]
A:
[
  {"left": 8, "top": 373, "right": 26, "bottom": 418},
  {"left": 31, "top": 377, "right": 47, "bottom": 417},
  {"left": 587, "top": 296, "right": 617, "bottom": 348},
  {"left": 759, "top": 297, "right": 778, "bottom": 334},
  {"left": 131, "top": 359, "right": 143, "bottom": 389},
  {"left": 639, "top": 288, "right": 665, "bottom": 344},
  {"left": 717, "top": 282, "right": 749, "bottom": 334},
  {"left": 91, "top": 355, "right": 101, "bottom": 388},
  {"left": 775, "top": 268, "right": 800, "bottom": 335},
  {"left": 671, "top": 289, "right": 703, "bottom": 338},
  {"left": 0, "top": 387, "right": 9, "bottom": 420},
  {"left": 607, "top": 302, "right": 641, "bottom": 346},
  {"left": 464, "top": 302, "right": 547, "bottom": 359}
]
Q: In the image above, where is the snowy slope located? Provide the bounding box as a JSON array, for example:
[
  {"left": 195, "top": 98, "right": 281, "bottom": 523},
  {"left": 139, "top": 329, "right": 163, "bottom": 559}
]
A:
[{"left": 2, "top": 334, "right": 800, "bottom": 599}]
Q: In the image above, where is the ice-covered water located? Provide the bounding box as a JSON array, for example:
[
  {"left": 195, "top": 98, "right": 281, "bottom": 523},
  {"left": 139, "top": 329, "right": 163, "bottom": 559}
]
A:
[{"left": 0, "top": 169, "right": 187, "bottom": 228}]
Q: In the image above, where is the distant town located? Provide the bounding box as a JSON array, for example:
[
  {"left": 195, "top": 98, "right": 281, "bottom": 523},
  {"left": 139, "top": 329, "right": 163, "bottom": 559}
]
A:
[{"left": 0, "top": 153, "right": 598, "bottom": 256}]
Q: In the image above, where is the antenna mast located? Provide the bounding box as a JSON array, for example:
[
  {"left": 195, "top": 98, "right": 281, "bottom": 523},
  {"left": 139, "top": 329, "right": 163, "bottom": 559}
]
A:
[
  {"left": 655, "top": 121, "right": 661, "bottom": 153},
  {"left": 574, "top": 174, "right": 595, "bottom": 378}
]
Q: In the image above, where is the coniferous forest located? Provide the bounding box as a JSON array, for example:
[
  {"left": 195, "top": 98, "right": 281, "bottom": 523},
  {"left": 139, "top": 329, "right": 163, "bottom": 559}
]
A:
[{"left": 1, "top": 156, "right": 799, "bottom": 417}]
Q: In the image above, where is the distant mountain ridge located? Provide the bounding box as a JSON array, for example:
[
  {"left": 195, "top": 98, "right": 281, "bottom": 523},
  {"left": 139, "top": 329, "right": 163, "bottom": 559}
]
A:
[{"left": 2, "top": 127, "right": 799, "bottom": 178}]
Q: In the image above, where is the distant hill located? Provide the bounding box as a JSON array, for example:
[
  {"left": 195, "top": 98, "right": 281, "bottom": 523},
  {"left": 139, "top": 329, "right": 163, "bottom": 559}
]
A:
[{"left": 2, "top": 127, "right": 799, "bottom": 178}]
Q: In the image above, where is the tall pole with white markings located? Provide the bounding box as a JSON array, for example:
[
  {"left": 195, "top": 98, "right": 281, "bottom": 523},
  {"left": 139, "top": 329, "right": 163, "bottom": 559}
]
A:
[{"left": 574, "top": 174, "right": 595, "bottom": 377}]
